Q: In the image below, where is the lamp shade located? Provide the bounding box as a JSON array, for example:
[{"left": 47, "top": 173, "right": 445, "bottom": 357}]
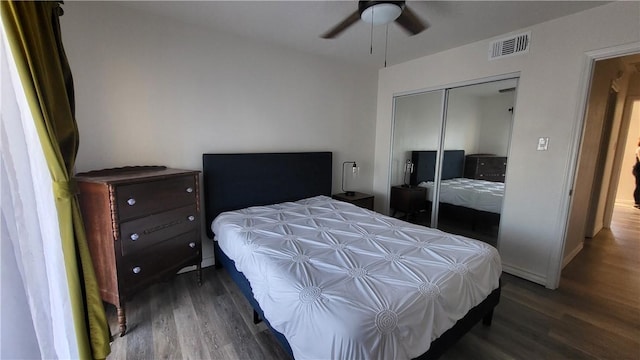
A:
[
  {"left": 342, "top": 161, "right": 359, "bottom": 196},
  {"left": 360, "top": 3, "right": 402, "bottom": 25},
  {"left": 403, "top": 159, "right": 413, "bottom": 186}
]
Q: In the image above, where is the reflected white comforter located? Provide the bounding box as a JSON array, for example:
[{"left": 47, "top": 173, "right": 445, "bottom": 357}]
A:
[
  {"left": 418, "top": 178, "right": 504, "bottom": 214},
  {"left": 212, "top": 196, "right": 501, "bottom": 360}
]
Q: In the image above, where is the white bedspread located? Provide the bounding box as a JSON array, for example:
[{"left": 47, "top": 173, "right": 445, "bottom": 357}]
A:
[
  {"left": 212, "top": 196, "right": 501, "bottom": 360},
  {"left": 418, "top": 178, "right": 504, "bottom": 214}
]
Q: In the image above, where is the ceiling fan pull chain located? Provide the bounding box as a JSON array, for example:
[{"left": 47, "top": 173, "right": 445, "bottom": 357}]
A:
[
  {"left": 370, "top": 6, "right": 374, "bottom": 54},
  {"left": 384, "top": 24, "right": 389, "bottom": 67}
]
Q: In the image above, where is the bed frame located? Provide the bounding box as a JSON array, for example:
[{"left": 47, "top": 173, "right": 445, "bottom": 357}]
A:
[{"left": 203, "top": 151, "right": 500, "bottom": 359}]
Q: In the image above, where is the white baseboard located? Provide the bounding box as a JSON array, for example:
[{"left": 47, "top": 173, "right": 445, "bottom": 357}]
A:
[
  {"left": 562, "top": 242, "right": 584, "bottom": 269},
  {"left": 615, "top": 199, "right": 636, "bottom": 207},
  {"left": 177, "top": 256, "right": 216, "bottom": 274},
  {"left": 501, "top": 262, "right": 547, "bottom": 287},
  {"left": 201, "top": 256, "right": 215, "bottom": 268}
]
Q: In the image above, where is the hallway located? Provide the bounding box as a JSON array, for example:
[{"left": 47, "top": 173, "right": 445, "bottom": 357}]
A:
[{"left": 555, "top": 203, "right": 640, "bottom": 357}]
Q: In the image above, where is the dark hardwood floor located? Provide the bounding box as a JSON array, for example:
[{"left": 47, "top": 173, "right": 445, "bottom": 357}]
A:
[{"left": 106, "top": 205, "right": 640, "bottom": 359}]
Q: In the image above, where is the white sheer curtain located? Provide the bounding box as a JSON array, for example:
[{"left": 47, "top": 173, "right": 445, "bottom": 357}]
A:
[{"left": 0, "top": 20, "right": 79, "bottom": 359}]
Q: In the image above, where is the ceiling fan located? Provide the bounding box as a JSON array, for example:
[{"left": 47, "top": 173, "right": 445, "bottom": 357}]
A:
[{"left": 321, "top": 1, "right": 429, "bottom": 39}]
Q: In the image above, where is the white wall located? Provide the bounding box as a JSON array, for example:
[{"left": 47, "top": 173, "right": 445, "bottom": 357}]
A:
[
  {"left": 391, "top": 92, "right": 443, "bottom": 186},
  {"left": 373, "top": 2, "right": 640, "bottom": 287},
  {"left": 477, "top": 93, "right": 515, "bottom": 156},
  {"left": 586, "top": 58, "right": 632, "bottom": 237},
  {"left": 60, "top": 2, "right": 378, "bottom": 266},
  {"left": 444, "top": 92, "right": 481, "bottom": 151}
]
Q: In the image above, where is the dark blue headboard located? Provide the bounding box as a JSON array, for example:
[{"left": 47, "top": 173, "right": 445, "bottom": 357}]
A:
[
  {"left": 410, "top": 150, "right": 465, "bottom": 185},
  {"left": 202, "top": 152, "right": 333, "bottom": 239}
]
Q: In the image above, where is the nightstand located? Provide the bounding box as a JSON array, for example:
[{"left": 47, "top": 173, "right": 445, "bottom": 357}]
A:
[
  {"left": 332, "top": 192, "right": 374, "bottom": 210},
  {"left": 390, "top": 185, "right": 427, "bottom": 218}
]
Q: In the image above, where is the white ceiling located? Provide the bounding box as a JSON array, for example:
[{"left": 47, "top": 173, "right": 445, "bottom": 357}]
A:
[{"left": 119, "top": 1, "right": 608, "bottom": 69}]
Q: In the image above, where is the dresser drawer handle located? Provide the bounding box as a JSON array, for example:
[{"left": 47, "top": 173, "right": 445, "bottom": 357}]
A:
[
  {"left": 132, "top": 266, "right": 141, "bottom": 274},
  {"left": 186, "top": 187, "right": 194, "bottom": 193},
  {"left": 127, "top": 198, "right": 136, "bottom": 206},
  {"left": 188, "top": 215, "right": 195, "bottom": 222},
  {"left": 189, "top": 242, "right": 196, "bottom": 248},
  {"left": 130, "top": 233, "right": 139, "bottom": 241}
]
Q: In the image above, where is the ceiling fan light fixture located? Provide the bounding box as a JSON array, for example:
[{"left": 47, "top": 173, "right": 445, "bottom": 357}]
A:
[
  {"left": 320, "top": 0, "right": 426, "bottom": 39},
  {"left": 361, "top": 3, "right": 402, "bottom": 25}
]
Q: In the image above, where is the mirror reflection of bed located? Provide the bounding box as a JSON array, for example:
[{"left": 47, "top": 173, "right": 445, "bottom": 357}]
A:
[
  {"left": 389, "top": 78, "right": 516, "bottom": 248},
  {"left": 404, "top": 150, "right": 505, "bottom": 247}
]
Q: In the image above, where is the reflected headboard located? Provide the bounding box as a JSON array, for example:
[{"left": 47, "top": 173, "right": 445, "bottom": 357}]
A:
[
  {"left": 202, "top": 152, "right": 332, "bottom": 239},
  {"left": 410, "top": 150, "right": 465, "bottom": 185}
]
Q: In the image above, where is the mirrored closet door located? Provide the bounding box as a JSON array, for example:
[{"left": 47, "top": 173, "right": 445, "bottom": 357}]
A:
[
  {"left": 390, "top": 89, "right": 444, "bottom": 227},
  {"left": 390, "top": 78, "right": 517, "bottom": 247}
]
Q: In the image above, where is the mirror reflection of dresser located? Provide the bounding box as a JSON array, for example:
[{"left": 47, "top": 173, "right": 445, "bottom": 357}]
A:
[{"left": 464, "top": 154, "right": 507, "bottom": 183}]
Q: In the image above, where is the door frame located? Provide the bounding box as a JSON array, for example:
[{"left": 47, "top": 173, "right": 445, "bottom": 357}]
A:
[
  {"left": 549, "top": 41, "right": 640, "bottom": 289},
  {"left": 585, "top": 87, "right": 619, "bottom": 237}
]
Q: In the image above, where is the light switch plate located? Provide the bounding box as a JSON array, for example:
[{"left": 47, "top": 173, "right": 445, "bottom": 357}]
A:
[{"left": 537, "top": 137, "right": 549, "bottom": 151}]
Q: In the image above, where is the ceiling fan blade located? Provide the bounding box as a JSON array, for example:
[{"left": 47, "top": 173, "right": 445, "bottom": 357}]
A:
[
  {"left": 321, "top": 10, "right": 361, "bottom": 39},
  {"left": 395, "top": 6, "right": 428, "bottom": 35}
]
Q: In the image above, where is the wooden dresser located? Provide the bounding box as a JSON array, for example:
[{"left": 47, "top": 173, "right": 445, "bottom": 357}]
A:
[
  {"left": 75, "top": 166, "right": 202, "bottom": 336},
  {"left": 463, "top": 154, "right": 507, "bottom": 182}
]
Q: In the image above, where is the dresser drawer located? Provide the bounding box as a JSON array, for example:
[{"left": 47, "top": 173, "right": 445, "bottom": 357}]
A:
[
  {"left": 116, "top": 175, "right": 197, "bottom": 221},
  {"left": 119, "top": 204, "right": 199, "bottom": 255},
  {"left": 118, "top": 230, "right": 201, "bottom": 292},
  {"left": 464, "top": 155, "right": 507, "bottom": 182}
]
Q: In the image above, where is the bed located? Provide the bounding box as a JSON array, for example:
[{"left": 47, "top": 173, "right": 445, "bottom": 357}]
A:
[
  {"left": 408, "top": 150, "right": 504, "bottom": 236},
  {"left": 419, "top": 178, "right": 504, "bottom": 215},
  {"left": 203, "top": 152, "right": 502, "bottom": 360},
  {"left": 410, "top": 150, "right": 505, "bottom": 215}
]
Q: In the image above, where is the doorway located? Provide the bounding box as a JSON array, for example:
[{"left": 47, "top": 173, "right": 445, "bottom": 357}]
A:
[
  {"left": 562, "top": 52, "right": 640, "bottom": 271},
  {"left": 615, "top": 98, "right": 640, "bottom": 208}
]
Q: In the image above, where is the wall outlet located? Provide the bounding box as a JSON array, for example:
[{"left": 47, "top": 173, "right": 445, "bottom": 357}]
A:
[{"left": 537, "top": 137, "right": 549, "bottom": 151}]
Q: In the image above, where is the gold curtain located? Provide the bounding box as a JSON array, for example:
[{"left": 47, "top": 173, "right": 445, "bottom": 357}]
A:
[{"left": 1, "top": 1, "right": 110, "bottom": 359}]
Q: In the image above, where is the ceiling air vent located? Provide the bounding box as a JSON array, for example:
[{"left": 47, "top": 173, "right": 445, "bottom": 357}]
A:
[{"left": 489, "top": 31, "right": 531, "bottom": 60}]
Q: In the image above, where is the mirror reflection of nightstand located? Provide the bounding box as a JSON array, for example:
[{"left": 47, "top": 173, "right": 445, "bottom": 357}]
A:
[
  {"left": 390, "top": 185, "right": 426, "bottom": 219},
  {"left": 332, "top": 192, "right": 374, "bottom": 210}
]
